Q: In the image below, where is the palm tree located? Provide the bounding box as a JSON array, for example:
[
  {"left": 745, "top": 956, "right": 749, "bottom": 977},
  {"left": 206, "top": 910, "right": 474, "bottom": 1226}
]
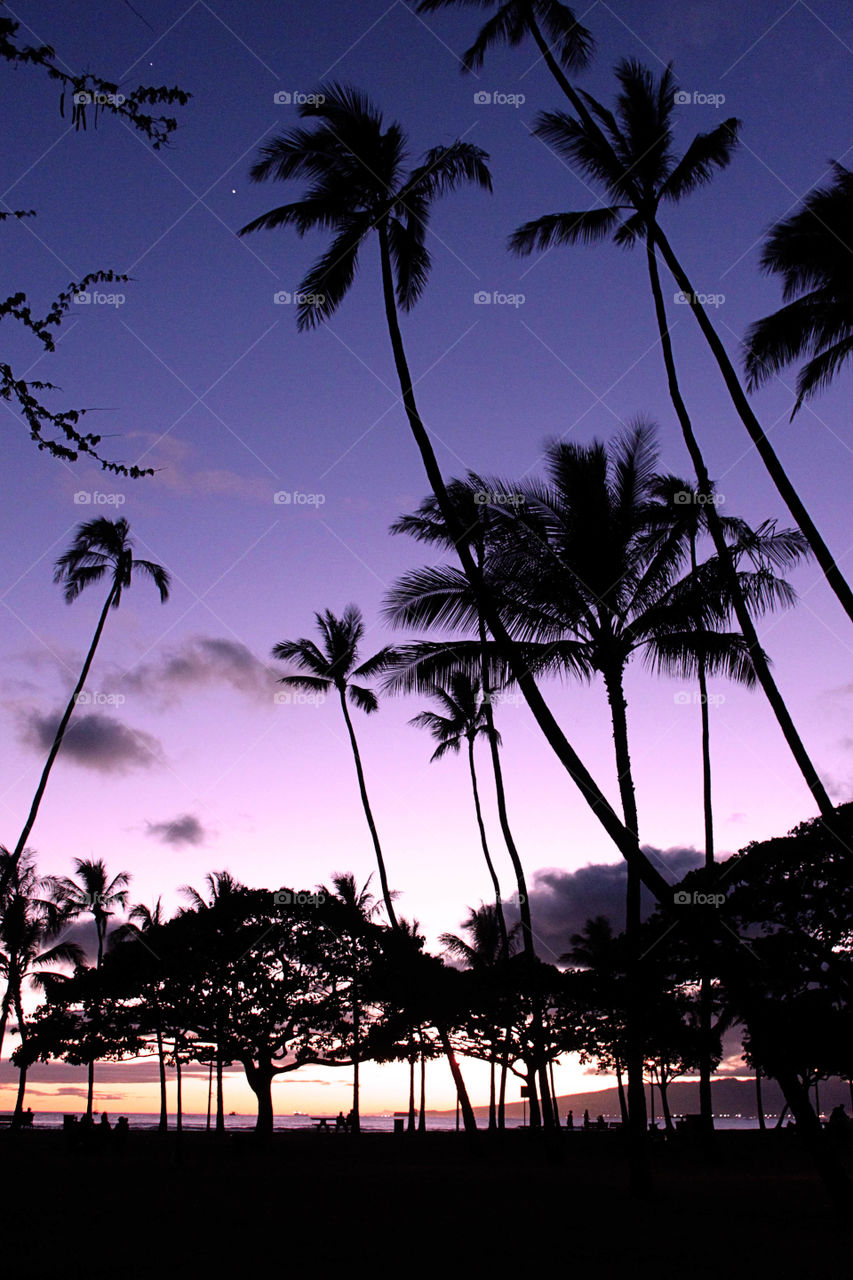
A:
[
  {"left": 237, "top": 82, "right": 672, "bottom": 914},
  {"left": 441, "top": 902, "right": 520, "bottom": 1129},
  {"left": 744, "top": 162, "right": 853, "bottom": 414},
  {"left": 508, "top": 62, "right": 838, "bottom": 829},
  {"left": 6, "top": 518, "right": 169, "bottom": 887},
  {"left": 389, "top": 480, "right": 536, "bottom": 963},
  {"left": 507, "top": 58, "right": 853, "bottom": 636},
  {"left": 272, "top": 606, "right": 402, "bottom": 927},
  {"left": 317, "top": 871, "right": 381, "bottom": 1134},
  {"left": 411, "top": 674, "right": 509, "bottom": 953},
  {"left": 46, "top": 857, "right": 130, "bottom": 1117},
  {"left": 0, "top": 851, "right": 83, "bottom": 1074},
  {"left": 179, "top": 870, "right": 242, "bottom": 1134},
  {"left": 417, "top": 0, "right": 595, "bottom": 107},
  {"left": 116, "top": 898, "right": 169, "bottom": 1133}
]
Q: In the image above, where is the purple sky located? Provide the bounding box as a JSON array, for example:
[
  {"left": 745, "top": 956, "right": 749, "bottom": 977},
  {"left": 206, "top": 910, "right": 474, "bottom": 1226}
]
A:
[{"left": 2, "top": 0, "right": 853, "bottom": 1113}]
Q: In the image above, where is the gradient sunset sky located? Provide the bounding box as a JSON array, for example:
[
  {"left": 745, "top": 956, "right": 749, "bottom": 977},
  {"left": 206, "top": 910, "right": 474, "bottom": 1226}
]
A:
[{"left": 2, "top": 0, "right": 852, "bottom": 1117}]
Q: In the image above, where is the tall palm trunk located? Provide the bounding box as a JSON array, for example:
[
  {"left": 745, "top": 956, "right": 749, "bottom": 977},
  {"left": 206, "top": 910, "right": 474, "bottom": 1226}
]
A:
[
  {"left": 691, "top": 532, "right": 716, "bottom": 1136},
  {"left": 408, "top": 1049, "right": 417, "bottom": 1132},
  {"left": 466, "top": 736, "right": 508, "bottom": 952},
  {"left": 0, "top": 970, "right": 15, "bottom": 1061},
  {"left": 654, "top": 227, "right": 853, "bottom": 628},
  {"left": 12, "top": 987, "right": 27, "bottom": 1125},
  {"left": 376, "top": 220, "right": 671, "bottom": 907},
  {"left": 615, "top": 1055, "right": 628, "bottom": 1125},
  {"left": 10, "top": 582, "right": 118, "bottom": 875},
  {"left": 216, "top": 1032, "right": 225, "bottom": 1136},
  {"left": 352, "top": 976, "right": 361, "bottom": 1135},
  {"left": 756, "top": 1065, "right": 766, "bottom": 1131},
  {"left": 338, "top": 688, "right": 398, "bottom": 930},
  {"left": 418, "top": 1031, "right": 426, "bottom": 1132},
  {"left": 438, "top": 1027, "right": 477, "bottom": 1135},
  {"left": 645, "top": 234, "right": 835, "bottom": 823},
  {"left": 154, "top": 1006, "right": 168, "bottom": 1134},
  {"left": 602, "top": 663, "right": 648, "bottom": 1176}
]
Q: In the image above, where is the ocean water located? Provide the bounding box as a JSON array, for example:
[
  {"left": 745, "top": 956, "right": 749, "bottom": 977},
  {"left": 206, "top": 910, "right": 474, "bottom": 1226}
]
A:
[{"left": 23, "top": 1111, "right": 777, "bottom": 1132}]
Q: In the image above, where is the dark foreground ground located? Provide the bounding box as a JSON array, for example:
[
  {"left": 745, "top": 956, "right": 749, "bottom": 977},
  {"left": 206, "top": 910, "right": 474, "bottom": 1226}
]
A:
[{"left": 1, "top": 1128, "right": 851, "bottom": 1278}]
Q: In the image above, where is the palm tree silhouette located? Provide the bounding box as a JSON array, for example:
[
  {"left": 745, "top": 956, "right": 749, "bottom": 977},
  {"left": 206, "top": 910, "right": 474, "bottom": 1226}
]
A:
[
  {"left": 7, "top": 517, "right": 169, "bottom": 885},
  {"left": 508, "top": 58, "right": 853, "bottom": 634},
  {"left": 745, "top": 162, "right": 853, "bottom": 414},
  {"left": 0, "top": 850, "right": 83, "bottom": 1119},
  {"left": 411, "top": 674, "right": 509, "bottom": 954},
  {"left": 118, "top": 898, "right": 169, "bottom": 1133},
  {"left": 179, "top": 870, "right": 242, "bottom": 1134},
  {"left": 417, "top": 0, "right": 595, "bottom": 104},
  {"left": 389, "top": 480, "right": 536, "bottom": 962},
  {"left": 509, "top": 63, "right": 837, "bottom": 824},
  {"left": 272, "top": 606, "right": 401, "bottom": 929},
  {"left": 47, "top": 856, "right": 130, "bottom": 1116},
  {"left": 237, "top": 83, "right": 672, "bottom": 911},
  {"left": 441, "top": 902, "right": 520, "bottom": 1129},
  {"left": 318, "top": 871, "right": 382, "bottom": 1134}
]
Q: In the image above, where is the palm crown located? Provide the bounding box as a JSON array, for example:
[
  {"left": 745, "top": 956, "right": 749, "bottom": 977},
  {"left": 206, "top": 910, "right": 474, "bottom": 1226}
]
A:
[
  {"left": 53, "top": 516, "right": 170, "bottom": 608},
  {"left": 416, "top": 0, "right": 594, "bottom": 74},
  {"left": 238, "top": 82, "right": 492, "bottom": 330},
  {"left": 272, "top": 605, "right": 400, "bottom": 714},
  {"left": 409, "top": 672, "right": 497, "bottom": 762},
  {"left": 510, "top": 60, "right": 739, "bottom": 257},
  {"left": 744, "top": 161, "right": 853, "bottom": 413}
]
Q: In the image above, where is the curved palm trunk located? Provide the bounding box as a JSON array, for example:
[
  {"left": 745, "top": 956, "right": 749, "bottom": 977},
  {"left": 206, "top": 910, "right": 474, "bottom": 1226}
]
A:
[
  {"left": 615, "top": 1056, "right": 629, "bottom": 1125},
  {"left": 0, "top": 972, "right": 15, "bottom": 1062},
  {"left": 466, "top": 736, "right": 508, "bottom": 952},
  {"left": 478, "top": 612, "right": 535, "bottom": 960},
  {"left": 438, "top": 1027, "right": 477, "bottom": 1135},
  {"left": 645, "top": 234, "right": 835, "bottom": 823},
  {"left": 654, "top": 227, "right": 853, "bottom": 629},
  {"left": 602, "top": 664, "right": 648, "bottom": 1179},
  {"left": 376, "top": 223, "right": 670, "bottom": 910},
  {"left": 338, "top": 689, "right": 398, "bottom": 930},
  {"left": 9, "top": 582, "right": 118, "bottom": 878},
  {"left": 352, "top": 976, "right": 361, "bottom": 1135}
]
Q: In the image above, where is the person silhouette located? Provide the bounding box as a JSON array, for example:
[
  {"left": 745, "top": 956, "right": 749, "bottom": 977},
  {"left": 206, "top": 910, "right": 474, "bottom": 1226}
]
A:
[
  {"left": 335, "top": 1111, "right": 346, "bottom": 1131},
  {"left": 583, "top": 1109, "right": 591, "bottom": 1129},
  {"left": 566, "top": 1110, "right": 574, "bottom": 1129}
]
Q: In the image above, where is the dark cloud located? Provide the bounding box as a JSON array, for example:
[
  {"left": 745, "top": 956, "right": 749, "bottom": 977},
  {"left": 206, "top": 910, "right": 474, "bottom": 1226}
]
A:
[
  {"left": 503, "top": 846, "right": 711, "bottom": 964},
  {"left": 145, "top": 813, "right": 207, "bottom": 847},
  {"left": 123, "top": 635, "right": 274, "bottom": 707},
  {"left": 21, "top": 710, "right": 162, "bottom": 774}
]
